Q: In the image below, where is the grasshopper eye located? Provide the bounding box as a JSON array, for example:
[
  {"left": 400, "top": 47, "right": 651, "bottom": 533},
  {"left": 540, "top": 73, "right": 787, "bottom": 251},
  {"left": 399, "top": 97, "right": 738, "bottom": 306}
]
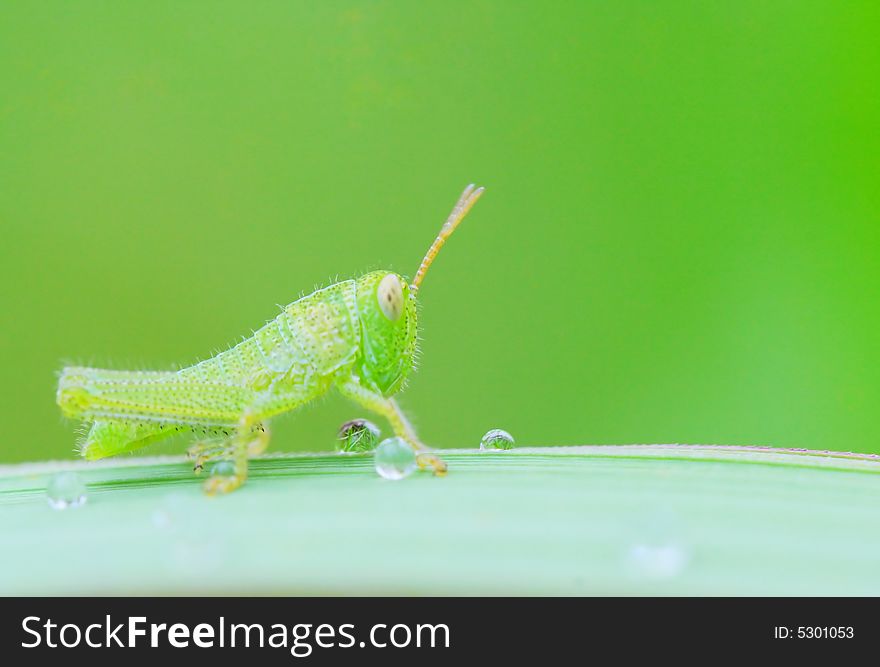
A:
[{"left": 377, "top": 274, "right": 403, "bottom": 321}]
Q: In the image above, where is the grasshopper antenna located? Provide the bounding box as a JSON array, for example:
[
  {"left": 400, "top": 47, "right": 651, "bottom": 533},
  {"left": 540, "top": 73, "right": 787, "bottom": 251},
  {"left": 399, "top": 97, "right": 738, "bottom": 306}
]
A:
[{"left": 411, "top": 183, "right": 485, "bottom": 294}]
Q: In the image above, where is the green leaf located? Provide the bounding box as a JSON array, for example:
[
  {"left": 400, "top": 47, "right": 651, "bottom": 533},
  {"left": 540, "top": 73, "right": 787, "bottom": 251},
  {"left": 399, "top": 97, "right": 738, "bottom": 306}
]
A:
[{"left": 2, "top": 446, "right": 879, "bottom": 595}]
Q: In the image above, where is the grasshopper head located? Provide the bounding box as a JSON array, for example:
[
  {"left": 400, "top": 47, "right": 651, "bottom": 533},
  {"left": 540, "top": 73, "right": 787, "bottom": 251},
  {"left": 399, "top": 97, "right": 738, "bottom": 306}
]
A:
[{"left": 353, "top": 271, "right": 418, "bottom": 396}]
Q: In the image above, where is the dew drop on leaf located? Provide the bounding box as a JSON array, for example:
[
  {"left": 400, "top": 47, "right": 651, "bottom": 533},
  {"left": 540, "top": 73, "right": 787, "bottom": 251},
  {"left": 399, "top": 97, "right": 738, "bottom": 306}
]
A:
[
  {"left": 337, "top": 418, "right": 381, "bottom": 453},
  {"left": 374, "top": 437, "right": 417, "bottom": 480},
  {"left": 46, "top": 471, "right": 87, "bottom": 510},
  {"left": 480, "top": 428, "right": 515, "bottom": 451}
]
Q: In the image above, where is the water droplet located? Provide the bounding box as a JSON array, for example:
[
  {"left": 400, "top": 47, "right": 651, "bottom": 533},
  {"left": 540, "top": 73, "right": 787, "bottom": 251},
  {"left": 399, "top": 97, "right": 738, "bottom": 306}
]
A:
[
  {"left": 625, "top": 543, "right": 689, "bottom": 580},
  {"left": 210, "top": 461, "right": 236, "bottom": 477},
  {"left": 480, "top": 428, "right": 515, "bottom": 451},
  {"left": 337, "top": 418, "right": 381, "bottom": 453},
  {"left": 374, "top": 437, "right": 417, "bottom": 480},
  {"left": 46, "top": 471, "right": 87, "bottom": 510}
]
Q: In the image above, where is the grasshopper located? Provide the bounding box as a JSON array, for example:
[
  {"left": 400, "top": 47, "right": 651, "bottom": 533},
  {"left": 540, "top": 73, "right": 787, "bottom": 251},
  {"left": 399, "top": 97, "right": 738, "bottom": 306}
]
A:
[{"left": 57, "top": 184, "right": 485, "bottom": 493}]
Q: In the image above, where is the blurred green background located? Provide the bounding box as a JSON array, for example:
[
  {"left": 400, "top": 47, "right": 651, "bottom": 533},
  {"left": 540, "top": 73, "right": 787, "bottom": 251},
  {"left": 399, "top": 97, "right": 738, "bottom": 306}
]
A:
[{"left": 1, "top": 1, "right": 877, "bottom": 464}]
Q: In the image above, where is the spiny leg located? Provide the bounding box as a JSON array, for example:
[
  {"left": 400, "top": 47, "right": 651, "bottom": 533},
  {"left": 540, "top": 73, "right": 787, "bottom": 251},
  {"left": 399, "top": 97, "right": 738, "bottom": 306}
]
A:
[
  {"left": 337, "top": 380, "right": 447, "bottom": 475},
  {"left": 202, "top": 417, "right": 271, "bottom": 495},
  {"left": 188, "top": 424, "right": 269, "bottom": 475},
  {"left": 186, "top": 426, "right": 238, "bottom": 473},
  {"left": 188, "top": 438, "right": 230, "bottom": 475},
  {"left": 198, "top": 384, "right": 318, "bottom": 493},
  {"left": 199, "top": 388, "right": 317, "bottom": 493}
]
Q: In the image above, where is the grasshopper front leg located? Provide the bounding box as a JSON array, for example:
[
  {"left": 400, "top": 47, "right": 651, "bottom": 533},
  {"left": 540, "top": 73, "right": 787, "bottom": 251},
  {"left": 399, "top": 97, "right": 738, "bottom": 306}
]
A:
[{"left": 336, "top": 380, "right": 447, "bottom": 475}]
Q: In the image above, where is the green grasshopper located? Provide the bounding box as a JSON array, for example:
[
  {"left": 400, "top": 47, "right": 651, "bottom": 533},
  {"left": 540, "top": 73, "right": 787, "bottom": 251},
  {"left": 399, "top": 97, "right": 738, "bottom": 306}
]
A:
[{"left": 57, "top": 184, "right": 484, "bottom": 493}]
